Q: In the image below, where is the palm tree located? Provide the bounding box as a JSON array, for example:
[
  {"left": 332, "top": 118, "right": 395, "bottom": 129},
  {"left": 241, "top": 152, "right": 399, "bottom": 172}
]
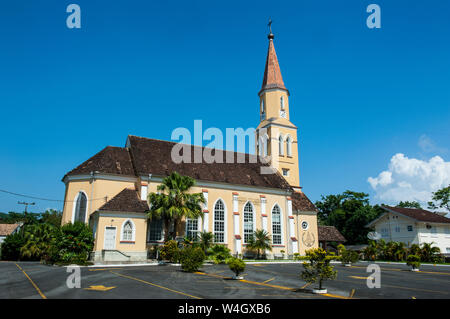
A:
[
  {"left": 197, "top": 231, "right": 214, "bottom": 254},
  {"left": 393, "top": 242, "right": 407, "bottom": 261},
  {"left": 20, "top": 224, "right": 56, "bottom": 260},
  {"left": 376, "top": 239, "right": 387, "bottom": 260},
  {"left": 247, "top": 229, "right": 272, "bottom": 259},
  {"left": 409, "top": 244, "right": 421, "bottom": 256},
  {"left": 363, "top": 240, "right": 377, "bottom": 261},
  {"left": 147, "top": 172, "right": 205, "bottom": 241},
  {"left": 420, "top": 242, "right": 441, "bottom": 262}
]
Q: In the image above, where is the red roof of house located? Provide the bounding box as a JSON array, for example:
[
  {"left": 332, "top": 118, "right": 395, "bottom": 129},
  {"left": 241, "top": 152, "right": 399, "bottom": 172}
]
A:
[{"left": 382, "top": 206, "right": 450, "bottom": 224}]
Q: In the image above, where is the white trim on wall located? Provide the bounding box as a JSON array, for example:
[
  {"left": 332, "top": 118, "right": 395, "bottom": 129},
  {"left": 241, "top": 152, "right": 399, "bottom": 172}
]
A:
[{"left": 71, "top": 190, "right": 89, "bottom": 224}]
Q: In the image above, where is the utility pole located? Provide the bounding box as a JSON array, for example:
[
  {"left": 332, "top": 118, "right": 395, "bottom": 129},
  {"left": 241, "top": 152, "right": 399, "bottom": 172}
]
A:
[{"left": 18, "top": 201, "right": 35, "bottom": 213}]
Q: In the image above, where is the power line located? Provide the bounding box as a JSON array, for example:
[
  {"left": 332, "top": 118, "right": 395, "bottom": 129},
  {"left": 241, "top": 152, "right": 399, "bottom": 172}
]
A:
[{"left": 0, "top": 189, "right": 107, "bottom": 203}]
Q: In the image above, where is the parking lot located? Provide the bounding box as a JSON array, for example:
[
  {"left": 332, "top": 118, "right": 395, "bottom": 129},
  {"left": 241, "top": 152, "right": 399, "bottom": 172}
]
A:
[{"left": 1, "top": 261, "right": 449, "bottom": 299}]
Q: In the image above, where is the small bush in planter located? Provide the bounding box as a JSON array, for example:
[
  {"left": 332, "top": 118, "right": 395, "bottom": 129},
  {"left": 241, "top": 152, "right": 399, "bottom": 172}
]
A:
[
  {"left": 179, "top": 246, "right": 205, "bottom": 272},
  {"left": 227, "top": 257, "right": 246, "bottom": 279},
  {"left": 300, "top": 248, "right": 337, "bottom": 293},
  {"left": 406, "top": 254, "right": 421, "bottom": 271},
  {"left": 160, "top": 240, "right": 180, "bottom": 263},
  {"left": 341, "top": 250, "right": 359, "bottom": 266}
]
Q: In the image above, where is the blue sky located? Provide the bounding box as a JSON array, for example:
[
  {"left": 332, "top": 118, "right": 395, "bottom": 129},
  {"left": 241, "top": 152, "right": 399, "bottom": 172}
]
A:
[{"left": 0, "top": 0, "right": 449, "bottom": 213}]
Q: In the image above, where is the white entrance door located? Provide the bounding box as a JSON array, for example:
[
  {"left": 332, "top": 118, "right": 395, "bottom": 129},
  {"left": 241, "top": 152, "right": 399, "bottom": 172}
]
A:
[{"left": 104, "top": 227, "right": 116, "bottom": 250}]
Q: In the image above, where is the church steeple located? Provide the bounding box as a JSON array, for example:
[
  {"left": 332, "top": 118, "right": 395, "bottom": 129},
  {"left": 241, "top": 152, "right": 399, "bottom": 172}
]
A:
[
  {"left": 260, "top": 31, "right": 287, "bottom": 95},
  {"left": 256, "top": 24, "right": 301, "bottom": 189}
]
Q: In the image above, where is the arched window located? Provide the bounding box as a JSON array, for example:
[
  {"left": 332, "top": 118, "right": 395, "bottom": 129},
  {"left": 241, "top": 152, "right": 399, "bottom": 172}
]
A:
[
  {"left": 272, "top": 205, "right": 282, "bottom": 245},
  {"left": 243, "top": 202, "right": 254, "bottom": 243},
  {"left": 74, "top": 192, "right": 87, "bottom": 223},
  {"left": 261, "top": 99, "right": 265, "bottom": 114},
  {"left": 214, "top": 200, "right": 225, "bottom": 243},
  {"left": 259, "top": 135, "right": 268, "bottom": 157},
  {"left": 122, "top": 220, "right": 134, "bottom": 241},
  {"left": 278, "top": 135, "right": 284, "bottom": 156},
  {"left": 286, "top": 136, "right": 292, "bottom": 157},
  {"left": 280, "top": 96, "right": 285, "bottom": 110}
]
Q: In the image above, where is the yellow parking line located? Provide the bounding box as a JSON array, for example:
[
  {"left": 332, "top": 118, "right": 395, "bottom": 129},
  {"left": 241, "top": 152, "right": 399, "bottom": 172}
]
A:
[
  {"left": 349, "top": 289, "right": 356, "bottom": 299},
  {"left": 110, "top": 271, "right": 201, "bottom": 299},
  {"left": 351, "top": 265, "right": 450, "bottom": 276},
  {"left": 263, "top": 277, "right": 275, "bottom": 283},
  {"left": 195, "top": 272, "right": 349, "bottom": 299},
  {"left": 89, "top": 268, "right": 123, "bottom": 271},
  {"left": 349, "top": 276, "right": 368, "bottom": 280},
  {"left": 15, "top": 263, "right": 47, "bottom": 299},
  {"left": 301, "top": 282, "right": 312, "bottom": 289}
]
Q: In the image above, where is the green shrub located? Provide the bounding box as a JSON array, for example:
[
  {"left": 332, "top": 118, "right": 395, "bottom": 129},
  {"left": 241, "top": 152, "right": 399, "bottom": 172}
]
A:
[
  {"left": 300, "top": 248, "right": 337, "bottom": 290},
  {"left": 48, "top": 222, "right": 94, "bottom": 265},
  {"left": 341, "top": 249, "right": 359, "bottom": 264},
  {"left": 227, "top": 257, "right": 245, "bottom": 277},
  {"left": 160, "top": 240, "right": 180, "bottom": 263},
  {"left": 0, "top": 233, "right": 25, "bottom": 261},
  {"left": 179, "top": 246, "right": 205, "bottom": 272},
  {"left": 406, "top": 254, "right": 421, "bottom": 270},
  {"left": 207, "top": 244, "right": 232, "bottom": 264},
  {"left": 336, "top": 244, "right": 346, "bottom": 256}
]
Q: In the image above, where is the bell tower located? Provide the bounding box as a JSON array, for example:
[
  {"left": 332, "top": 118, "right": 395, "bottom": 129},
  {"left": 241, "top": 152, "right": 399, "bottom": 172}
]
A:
[{"left": 256, "top": 27, "right": 301, "bottom": 188}]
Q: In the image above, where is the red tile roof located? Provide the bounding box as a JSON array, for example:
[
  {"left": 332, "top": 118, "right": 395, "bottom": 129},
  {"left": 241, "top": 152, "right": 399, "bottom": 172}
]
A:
[
  {"left": 98, "top": 188, "right": 149, "bottom": 213},
  {"left": 291, "top": 191, "right": 317, "bottom": 212},
  {"left": 64, "top": 146, "right": 135, "bottom": 178},
  {"left": 382, "top": 206, "right": 450, "bottom": 224},
  {"left": 0, "top": 223, "right": 21, "bottom": 236},
  {"left": 318, "top": 226, "right": 346, "bottom": 242}
]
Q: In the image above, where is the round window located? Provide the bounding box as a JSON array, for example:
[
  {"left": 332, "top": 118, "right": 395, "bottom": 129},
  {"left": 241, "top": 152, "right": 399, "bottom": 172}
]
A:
[{"left": 301, "top": 221, "right": 309, "bottom": 230}]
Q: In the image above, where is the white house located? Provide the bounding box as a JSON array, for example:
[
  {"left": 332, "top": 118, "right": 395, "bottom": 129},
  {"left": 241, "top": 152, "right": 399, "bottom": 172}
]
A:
[
  {"left": 366, "top": 206, "right": 450, "bottom": 255},
  {"left": 0, "top": 223, "right": 22, "bottom": 245}
]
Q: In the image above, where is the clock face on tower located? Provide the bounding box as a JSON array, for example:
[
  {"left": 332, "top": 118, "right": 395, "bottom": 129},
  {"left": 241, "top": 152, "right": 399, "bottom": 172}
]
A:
[{"left": 279, "top": 110, "right": 286, "bottom": 118}]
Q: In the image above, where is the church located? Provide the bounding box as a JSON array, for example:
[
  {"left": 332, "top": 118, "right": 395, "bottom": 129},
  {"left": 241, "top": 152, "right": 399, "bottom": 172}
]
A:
[{"left": 61, "top": 29, "right": 319, "bottom": 262}]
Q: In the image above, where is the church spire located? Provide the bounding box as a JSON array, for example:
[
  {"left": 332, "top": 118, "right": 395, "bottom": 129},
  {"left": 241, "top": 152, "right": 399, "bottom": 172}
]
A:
[{"left": 260, "top": 23, "right": 287, "bottom": 95}]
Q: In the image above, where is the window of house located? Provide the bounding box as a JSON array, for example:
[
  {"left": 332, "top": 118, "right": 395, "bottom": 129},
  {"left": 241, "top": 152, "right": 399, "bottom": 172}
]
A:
[
  {"left": 286, "top": 136, "right": 292, "bottom": 157},
  {"left": 395, "top": 226, "right": 400, "bottom": 233},
  {"left": 407, "top": 225, "right": 413, "bottom": 232},
  {"left": 446, "top": 248, "right": 450, "bottom": 253},
  {"left": 272, "top": 205, "right": 282, "bottom": 245},
  {"left": 214, "top": 200, "right": 225, "bottom": 243},
  {"left": 122, "top": 221, "right": 133, "bottom": 241},
  {"left": 243, "top": 202, "right": 254, "bottom": 244},
  {"left": 148, "top": 219, "right": 163, "bottom": 242},
  {"left": 431, "top": 226, "right": 438, "bottom": 237},
  {"left": 186, "top": 218, "right": 199, "bottom": 240},
  {"left": 279, "top": 135, "right": 284, "bottom": 156},
  {"left": 282, "top": 169, "right": 289, "bottom": 177},
  {"left": 74, "top": 192, "right": 87, "bottom": 223},
  {"left": 381, "top": 228, "right": 388, "bottom": 237}
]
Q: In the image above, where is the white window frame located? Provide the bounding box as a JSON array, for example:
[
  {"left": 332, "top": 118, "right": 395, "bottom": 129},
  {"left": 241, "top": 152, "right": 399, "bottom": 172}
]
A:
[
  {"left": 120, "top": 219, "right": 136, "bottom": 242},
  {"left": 271, "top": 204, "right": 283, "bottom": 245},
  {"left": 213, "top": 198, "right": 227, "bottom": 243},
  {"left": 186, "top": 218, "right": 200, "bottom": 240},
  {"left": 243, "top": 201, "right": 255, "bottom": 244},
  {"left": 71, "top": 191, "right": 89, "bottom": 224}
]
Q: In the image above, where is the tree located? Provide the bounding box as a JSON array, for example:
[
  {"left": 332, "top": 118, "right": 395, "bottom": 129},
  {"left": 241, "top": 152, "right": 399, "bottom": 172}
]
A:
[
  {"left": 197, "top": 231, "right": 214, "bottom": 254},
  {"left": 397, "top": 201, "right": 422, "bottom": 209},
  {"left": 428, "top": 185, "right": 450, "bottom": 212},
  {"left": 300, "top": 248, "right": 337, "bottom": 291},
  {"left": 0, "top": 233, "right": 25, "bottom": 260},
  {"left": 420, "top": 242, "right": 440, "bottom": 262},
  {"left": 147, "top": 172, "right": 205, "bottom": 241},
  {"left": 315, "top": 191, "right": 383, "bottom": 244},
  {"left": 39, "top": 209, "right": 62, "bottom": 227},
  {"left": 246, "top": 229, "right": 272, "bottom": 259},
  {"left": 20, "top": 223, "right": 56, "bottom": 261},
  {"left": 227, "top": 257, "right": 246, "bottom": 278}
]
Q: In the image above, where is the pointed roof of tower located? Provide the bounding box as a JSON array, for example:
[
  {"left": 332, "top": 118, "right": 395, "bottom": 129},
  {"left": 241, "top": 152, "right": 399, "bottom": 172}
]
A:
[{"left": 260, "top": 32, "right": 287, "bottom": 95}]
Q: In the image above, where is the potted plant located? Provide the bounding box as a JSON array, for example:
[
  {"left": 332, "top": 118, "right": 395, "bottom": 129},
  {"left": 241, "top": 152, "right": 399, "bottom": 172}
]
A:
[
  {"left": 227, "top": 257, "right": 246, "bottom": 279},
  {"left": 300, "top": 248, "right": 337, "bottom": 294},
  {"left": 341, "top": 249, "right": 359, "bottom": 267},
  {"left": 406, "top": 254, "right": 421, "bottom": 272}
]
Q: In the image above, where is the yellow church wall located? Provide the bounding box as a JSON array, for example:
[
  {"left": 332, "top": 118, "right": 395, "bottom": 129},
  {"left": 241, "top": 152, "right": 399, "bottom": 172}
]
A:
[
  {"left": 94, "top": 215, "right": 147, "bottom": 252},
  {"left": 260, "top": 89, "right": 290, "bottom": 120},
  {"left": 295, "top": 213, "right": 319, "bottom": 254},
  {"left": 61, "top": 178, "right": 136, "bottom": 225}
]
